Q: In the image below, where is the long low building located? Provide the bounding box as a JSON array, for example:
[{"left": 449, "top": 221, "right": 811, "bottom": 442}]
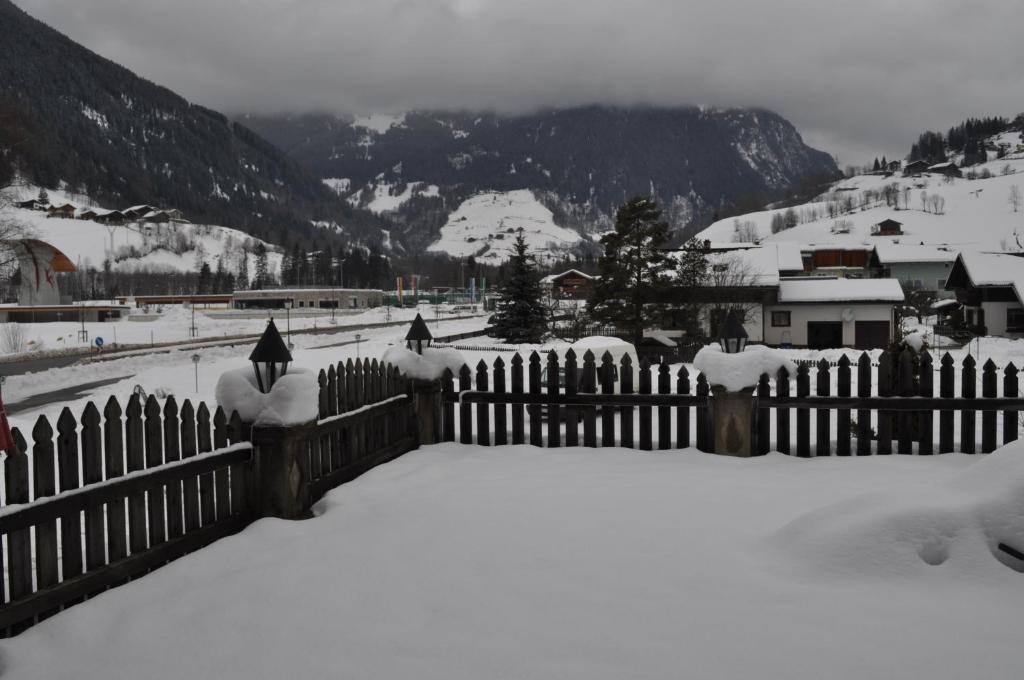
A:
[{"left": 232, "top": 288, "right": 384, "bottom": 310}]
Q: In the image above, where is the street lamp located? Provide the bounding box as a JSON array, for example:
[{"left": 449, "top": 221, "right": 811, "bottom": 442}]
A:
[
  {"left": 78, "top": 300, "right": 88, "bottom": 343},
  {"left": 189, "top": 303, "right": 198, "bottom": 338},
  {"left": 405, "top": 313, "right": 433, "bottom": 355},
  {"left": 355, "top": 333, "right": 362, "bottom": 358},
  {"left": 249, "top": 319, "right": 293, "bottom": 393},
  {"left": 718, "top": 310, "right": 748, "bottom": 354},
  {"left": 191, "top": 354, "right": 200, "bottom": 392},
  {"left": 283, "top": 299, "right": 292, "bottom": 342}
]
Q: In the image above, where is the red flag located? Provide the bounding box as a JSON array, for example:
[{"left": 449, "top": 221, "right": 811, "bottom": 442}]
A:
[{"left": 0, "top": 391, "right": 15, "bottom": 451}]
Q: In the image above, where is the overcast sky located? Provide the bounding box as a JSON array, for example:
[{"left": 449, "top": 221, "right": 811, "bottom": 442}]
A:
[{"left": 16, "top": 0, "right": 1024, "bottom": 164}]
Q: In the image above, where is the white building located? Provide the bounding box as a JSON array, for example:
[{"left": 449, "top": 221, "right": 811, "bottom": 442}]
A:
[{"left": 763, "top": 278, "right": 905, "bottom": 349}]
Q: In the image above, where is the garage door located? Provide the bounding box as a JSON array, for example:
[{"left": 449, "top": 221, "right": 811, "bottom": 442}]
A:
[
  {"left": 855, "top": 320, "right": 890, "bottom": 350},
  {"left": 807, "top": 321, "right": 843, "bottom": 350}
]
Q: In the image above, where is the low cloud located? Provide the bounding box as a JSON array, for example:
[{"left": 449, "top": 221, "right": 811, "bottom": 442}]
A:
[{"left": 17, "top": 0, "right": 1024, "bottom": 163}]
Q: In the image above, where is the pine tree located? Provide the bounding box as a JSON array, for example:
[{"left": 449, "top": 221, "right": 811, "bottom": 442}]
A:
[
  {"left": 588, "top": 197, "right": 674, "bottom": 346},
  {"left": 491, "top": 233, "right": 548, "bottom": 344},
  {"left": 872, "top": 158, "right": 880, "bottom": 172},
  {"left": 37, "top": 187, "right": 48, "bottom": 203},
  {"left": 236, "top": 253, "right": 250, "bottom": 290},
  {"left": 253, "top": 243, "right": 268, "bottom": 289}
]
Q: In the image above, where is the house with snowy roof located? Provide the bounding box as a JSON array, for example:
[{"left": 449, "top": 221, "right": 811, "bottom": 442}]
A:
[
  {"left": 870, "top": 218, "right": 903, "bottom": 236},
  {"left": 928, "top": 161, "right": 962, "bottom": 178},
  {"left": 541, "top": 269, "right": 594, "bottom": 299},
  {"left": 762, "top": 278, "right": 904, "bottom": 349},
  {"left": 903, "top": 159, "right": 930, "bottom": 175},
  {"left": 944, "top": 252, "right": 1024, "bottom": 337},
  {"left": 869, "top": 243, "right": 958, "bottom": 295}
]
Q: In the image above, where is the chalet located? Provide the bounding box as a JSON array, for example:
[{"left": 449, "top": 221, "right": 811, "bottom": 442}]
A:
[
  {"left": 944, "top": 252, "right": 1024, "bottom": 337},
  {"left": 541, "top": 269, "right": 594, "bottom": 299},
  {"left": 93, "top": 209, "right": 126, "bottom": 225},
  {"left": 869, "top": 243, "right": 957, "bottom": 294},
  {"left": 928, "top": 161, "right": 962, "bottom": 178},
  {"left": 77, "top": 209, "right": 98, "bottom": 220},
  {"left": 46, "top": 203, "right": 76, "bottom": 219},
  {"left": 14, "top": 198, "right": 42, "bottom": 210},
  {"left": 763, "top": 278, "right": 904, "bottom": 350},
  {"left": 887, "top": 160, "right": 902, "bottom": 173},
  {"left": 123, "top": 205, "right": 157, "bottom": 219},
  {"left": 870, "top": 218, "right": 903, "bottom": 236},
  {"left": 903, "top": 159, "right": 930, "bottom": 175}
]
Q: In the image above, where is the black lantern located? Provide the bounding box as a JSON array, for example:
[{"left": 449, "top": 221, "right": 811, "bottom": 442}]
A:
[
  {"left": 405, "top": 313, "right": 433, "bottom": 355},
  {"left": 249, "top": 319, "right": 293, "bottom": 393},
  {"left": 718, "top": 310, "right": 748, "bottom": 354}
]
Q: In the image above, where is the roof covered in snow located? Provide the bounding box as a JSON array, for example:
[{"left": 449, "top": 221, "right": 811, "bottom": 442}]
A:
[
  {"left": 872, "top": 243, "right": 958, "bottom": 264},
  {"left": 541, "top": 269, "right": 594, "bottom": 283},
  {"left": 777, "top": 277, "right": 905, "bottom": 303},
  {"left": 698, "top": 243, "right": 806, "bottom": 287},
  {"left": 948, "top": 252, "right": 1024, "bottom": 304}
]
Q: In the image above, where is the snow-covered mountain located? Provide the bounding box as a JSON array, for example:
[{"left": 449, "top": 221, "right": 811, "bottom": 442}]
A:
[
  {"left": 426, "top": 190, "right": 584, "bottom": 264},
  {"left": 241, "top": 106, "right": 839, "bottom": 251},
  {"left": 698, "top": 131, "right": 1024, "bottom": 253}
]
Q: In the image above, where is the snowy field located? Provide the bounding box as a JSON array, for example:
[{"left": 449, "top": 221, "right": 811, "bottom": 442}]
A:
[
  {"left": 1, "top": 443, "right": 1022, "bottom": 679},
  {"left": 2, "top": 307, "right": 488, "bottom": 436}
]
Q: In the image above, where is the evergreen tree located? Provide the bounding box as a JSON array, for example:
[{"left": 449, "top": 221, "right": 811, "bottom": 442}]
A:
[
  {"left": 37, "top": 187, "right": 48, "bottom": 203},
  {"left": 253, "top": 243, "right": 268, "bottom": 289},
  {"left": 196, "top": 262, "right": 212, "bottom": 294},
  {"left": 872, "top": 158, "right": 880, "bottom": 172},
  {"left": 491, "top": 233, "right": 548, "bottom": 344},
  {"left": 236, "top": 253, "right": 250, "bottom": 290},
  {"left": 588, "top": 197, "right": 674, "bottom": 346}
]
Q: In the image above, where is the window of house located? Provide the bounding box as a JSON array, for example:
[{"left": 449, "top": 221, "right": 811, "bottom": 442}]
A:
[
  {"left": 771, "top": 311, "right": 791, "bottom": 327},
  {"left": 1007, "top": 308, "right": 1024, "bottom": 330}
]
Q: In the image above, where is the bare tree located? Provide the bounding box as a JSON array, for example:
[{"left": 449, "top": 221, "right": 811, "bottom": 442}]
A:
[
  {"left": 731, "top": 219, "right": 759, "bottom": 243},
  {"left": 700, "top": 253, "right": 764, "bottom": 337},
  {"left": 1009, "top": 185, "right": 1022, "bottom": 213}
]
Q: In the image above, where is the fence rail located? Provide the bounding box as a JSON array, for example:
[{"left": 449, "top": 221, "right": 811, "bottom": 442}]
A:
[
  {"left": 1, "top": 356, "right": 417, "bottom": 638},
  {"left": 440, "top": 348, "right": 1022, "bottom": 457}
]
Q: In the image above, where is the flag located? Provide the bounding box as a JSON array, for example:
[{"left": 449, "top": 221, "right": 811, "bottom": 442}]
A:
[{"left": 0, "top": 391, "right": 15, "bottom": 451}]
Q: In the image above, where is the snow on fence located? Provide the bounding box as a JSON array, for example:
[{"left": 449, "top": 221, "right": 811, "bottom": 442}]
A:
[
  {"left": 0, "top": 357, "right": 417, "bottom": 637},
  {"left": 441, "top": 349, "right": 1024, "bottom": 456}
]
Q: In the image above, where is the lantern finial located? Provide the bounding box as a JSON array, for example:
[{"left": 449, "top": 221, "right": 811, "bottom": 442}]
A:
[
  {"left": 718, "top": 310, "right": 748, "bottom": 354},
  {"left": 250, "top": 319, "right": 293, "bottom": 392}
]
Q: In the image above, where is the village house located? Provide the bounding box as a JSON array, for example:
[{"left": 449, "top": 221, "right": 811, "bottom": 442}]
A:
[
  {"left": 763, "top": 278, "right": 904, "bottom": 349},
  {"left": 799, "top": 244, "right": 872, "bottom": 276},
  {"left": 541, "top": 269, "right": 594, "bottom": 299},
  {"left": 943, "top": 252, "right": 1024, "bottom": 337},
  {"left": 903, "top": 159, "right": 930, "bottom": 175},
  {"left": 870, "top": 218, "right": 904, "bottom": 236},
  {"left": 46, "top": 203, "right": 76, "bottom": 218},
  {"left": 928, "top": 161, "right": 962, "bottom": 178},
  {"left": 869, "top": 243, "right": 957, "bottom": 295}
]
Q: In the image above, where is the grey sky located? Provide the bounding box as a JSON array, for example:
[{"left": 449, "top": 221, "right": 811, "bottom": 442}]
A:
[{"left": 16, "top": 0, "right": 1024, "bottom": 164}]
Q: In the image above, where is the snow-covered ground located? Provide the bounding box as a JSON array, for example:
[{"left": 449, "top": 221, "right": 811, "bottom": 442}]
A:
[
  {"left": 2, "top": 442, "right": 1022, "bottom": 679},
  {"left": 427, "top": 190, "right": 583, "bottom": 264},
  {"left": 348, "top": 180, "right": 440, "bottom": 214},
  {"left": 699, "top": 152, "right": 1024, "bottom": 252},
  {"left": 1, "top": 184, "right": 282, "bottom": 275},
  {"left": 2, "top": 307, "right": 488, "bottom": 435}
]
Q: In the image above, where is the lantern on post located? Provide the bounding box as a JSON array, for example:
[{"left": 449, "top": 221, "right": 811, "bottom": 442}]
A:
[
  {"left": 406, "top": 313, "right": 433, "bottom": 355},
  {"left": 249, "top": 319, "right": 293, "bottom": 393},
  {"left": 718, "top": 310, "right": 748, "bottom": 354}
]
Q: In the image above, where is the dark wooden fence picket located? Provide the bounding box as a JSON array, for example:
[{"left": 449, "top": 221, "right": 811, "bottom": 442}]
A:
[
  {"left": 919, "top": 352, "right": 934, "bottom": 456},
  {"left": 677, "top": 366, "right": 691, "bottom": 449},
  {"left": 776, "top": 366, "right": 790, "bottom": 455},
  {"left": 836, "top": 355, "right": 851, "bottom": 456},
  {"left": 494, "top": 357, "right": 508, "bottom": 446},
  {"left": 619, "top": 354, "right": 634, "bottom": 449},
  {"left": 982, "top": 359, "right": 998, "bottom": 454},
  {"left": 658, "top": 363, "right": 671, "bottom": 450},
  {"left": 961, "top": 355, "right": 976, "bottom": 454},
  {"left": 546, "top": 352, "right": 559, "bottom": 448},
  {"left": 1004, "top": 364, "right": 1019, "bottom": 446},
  {"left": 816, "top": 360, "right": 830, "bottom": 457},
  {"left": 857, "top": 353, "right": 872, "bottom": 456},
  {"left": 939, "top": 353, "right": 955, "bottom": 453},
  {"left": 563, "top": 350, "right": 578, "bottom": 447},
  {"left": 795, "top": 364, "right": 810, "bottom": 458},
  {"left": 528, "top": 353, "right": 542, "bottom": 447}
]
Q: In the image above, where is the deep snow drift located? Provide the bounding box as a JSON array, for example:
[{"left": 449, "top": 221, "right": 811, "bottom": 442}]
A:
[{"left": 2, "top": 443, "right": 1022, "bottom": 679}]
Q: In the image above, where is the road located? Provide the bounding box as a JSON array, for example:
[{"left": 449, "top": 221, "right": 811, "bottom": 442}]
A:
[{"left": 6, "top": 376, "right": 131, "bottom": 415}]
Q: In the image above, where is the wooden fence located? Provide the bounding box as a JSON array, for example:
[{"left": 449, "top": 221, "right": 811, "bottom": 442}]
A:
[
  {"left": 0, "top": 357, "right": 416, "bottom": 637},
  {"left": 440, "top": 349, "right": 1024, "bottom": 456}
]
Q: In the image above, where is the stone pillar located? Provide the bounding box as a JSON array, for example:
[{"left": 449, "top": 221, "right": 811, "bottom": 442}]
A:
[
  {"left": 710, "top": 386, "right": 759, "bottom": 457},
  {"left": 409, "top": 378, "right": 441, "bottom": 446},
  {"left": 249, "top": 422, "right": 315, "bottom": 519}
]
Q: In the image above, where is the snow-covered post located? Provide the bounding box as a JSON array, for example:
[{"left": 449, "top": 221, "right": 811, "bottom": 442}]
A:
[
  {"left": 694, "top": 344, "right": 794, "bottom": 457},
  {"left": 383, "top": 340, "right": 466, "bottom": 447}
]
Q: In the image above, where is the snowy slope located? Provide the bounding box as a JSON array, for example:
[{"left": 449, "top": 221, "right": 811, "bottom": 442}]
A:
[
  {"left": 699, "top": 153, "right": 1024, "bottom": 252},
  {"left": 426, "top": 190, "right": 583, "bottom": 264},
  {"left": 2, "top": 185, "right": 283, "bottom": 275},
  {"left": 347, "top": 180, "right": 440, "bottom": 215}
]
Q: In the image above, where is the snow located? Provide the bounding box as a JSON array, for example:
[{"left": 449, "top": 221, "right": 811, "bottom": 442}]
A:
[
  {"left": 694, "top": 343, "right": 796, "bottom": 391},
  {"left": 427, "top": 190, "right": 583, "bottom": 264},
  {"left": 698, "top": 244, "right": 804, "bottom": 286},
  {"left": 351, "top": 113, "right": 406, "bottom": 134},
  {"left": 3, "top": 443, "right": 1022, "bottom": 679},
  {"left": 214, "top": 366, "right": 319, "bottom": 426},
  {"left": 321, "top": 177, "right": 351, "bottom": 195},
  {"left": 697, "top": 154, "right": 1024, "bottom": 252},
  {"left": 903, "top": 331, "right": 926, "bottom": 352},
  {"left": 956, "top": 251, "right": 1024, "bottom": 303},
  {"left": 349, "top": 181, "right": 440, "bottom": 214},
  {"left": 871, "top": 242, "right": 958, "bottom": 264},
  {"left": 777, "top": 277, "right": 905, "bottom": 302},
  {"left": 773, "top": 439, "right": 1024, "bottom": 577},
  {"left": 381, "top": 345, "right": 468, "bottom": 381}
]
